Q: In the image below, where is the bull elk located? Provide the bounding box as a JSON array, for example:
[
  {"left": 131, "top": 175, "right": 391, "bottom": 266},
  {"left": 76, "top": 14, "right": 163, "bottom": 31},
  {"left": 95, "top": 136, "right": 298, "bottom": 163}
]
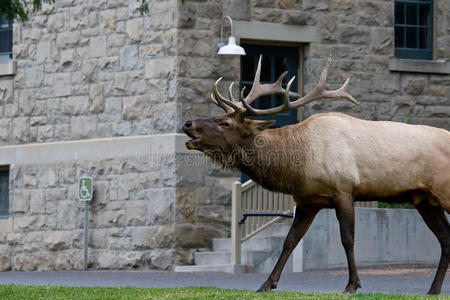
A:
[{"left": 183, "top": 55, "right": 450, "bottom": 295}]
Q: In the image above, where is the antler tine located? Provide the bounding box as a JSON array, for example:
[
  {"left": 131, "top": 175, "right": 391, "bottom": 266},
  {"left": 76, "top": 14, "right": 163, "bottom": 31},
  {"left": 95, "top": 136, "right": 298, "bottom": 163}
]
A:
[
  {"left": 239, "top": 55, "right": 359, "bottom": 117},
  {"left": 326, "top": 77, "right": 360, "bottom": 105},
  {"left": 241, "top": 55, "right": 263, "bottom": 106},
  {"left": 209, "top": 93, "right": 219, "bottom": 105},
  {"left": 291, "top": 55, "right": 359, "bottom": 107},
  {"left": 242, "top": 56, "right": 301, "bottom": 109},
  {"left": 240, "top": 86, "right": 246, "bottom": 102},
  {"left": 284, "top": 76, "right": 296, "bottom": 107},
  {"left": 228, "top": 81, "right": 238, "bottom": 103},
  {"left": 213, "top": 78, "right": 246, "bottom": 114},
  {"left": 210, "top": 92, "right": 233, "bottom": 113},
  {"left": 241, "top": 76, "right": 297, "bottom": 116},
  {"left": 318, "top": 55, "right": 332, "bottom": 87}
]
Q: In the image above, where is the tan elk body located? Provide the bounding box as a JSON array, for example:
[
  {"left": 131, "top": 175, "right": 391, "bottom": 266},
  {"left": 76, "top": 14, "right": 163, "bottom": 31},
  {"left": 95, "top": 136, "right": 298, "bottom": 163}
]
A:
[
  {"left": 258, "top": 113, "right": 450, "bottom": 204},
  {"left": 183, "top": 55, "right": 450, "bottom": 295}
]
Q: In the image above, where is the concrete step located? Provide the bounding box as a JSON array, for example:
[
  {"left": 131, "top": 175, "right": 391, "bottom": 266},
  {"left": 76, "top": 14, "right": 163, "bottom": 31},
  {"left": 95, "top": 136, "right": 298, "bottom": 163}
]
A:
[
  {"left": 249, "top": 221, "right": 291, "bottom": 238},
  {"left": 174, "top": 264, "right": 256, "bottom": 273},
  {"left": 194, "top": 250, "right": 271, "bottom": 266},
  {"left": 213, "top": 236, "right": 285, "bottom": 252}
]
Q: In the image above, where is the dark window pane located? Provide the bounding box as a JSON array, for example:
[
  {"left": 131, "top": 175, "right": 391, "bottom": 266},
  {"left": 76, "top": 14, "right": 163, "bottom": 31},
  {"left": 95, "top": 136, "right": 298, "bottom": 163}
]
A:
[
  {"left": 240, "top": 43, "right": 298, "bottom": 137},
  {"left": 419, "top": 4, "right": 430, "bottom": 26},
  {"left": 0, "top": 31, "right": 8, "bottom": 52},
  {"left": 0, "top": 170, "right": 9, "bottom": 216},
  {"left": 274, "top": 94, "right": 284, "bottom": 107},
  {"left": 394, "top": 0, "right": 433, "bottom": 59},
  {"left": 406, "top": 27, "right": 417, "bottom": 48},
  {"left": 395, "top": 2, "right": 405, "bottom": 24},
  {"left": 256, "top": 95, "right": 272, "bottom": 109},
  {"left": 419, "top": 27, "right": 430, "bottom": 49},
  {"left": 0, "top": 14, "right": 12, "bottom": 55},
  {"left": 395, "top": 26, "right": 405, "bottom": 48},
  {"left": 275, "top": 57, "right": 288, "bottom": 83},
  {"left": 406, "top": 4, "right": 418, "bottom": 25},
  {"left": 0, "top": 30, "right": 12, "bottom": 54},
  {"left": 241, "top": 55, "right": 255, "bottom": 81},
  {"left": 0, "top": 16, "right": 8, "bottom": 27},
  {"left": 241, "top": 84, "right": 251, "bottom": 99},
  {"left": 260, "top": 57, "right": 271, "bottom": 83}
]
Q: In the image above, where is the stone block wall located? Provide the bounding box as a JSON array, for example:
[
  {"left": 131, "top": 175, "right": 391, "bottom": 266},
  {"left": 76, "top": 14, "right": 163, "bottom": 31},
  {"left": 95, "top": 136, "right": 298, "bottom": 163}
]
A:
[
  {"left": 296, "top": 0, "right": 450, "bottom": 128},
  {"left": 0, "top": 0, "right": 179, "bottom": 146},
  {"left": 176, "top": 0, "right": 449, "bottom": 130},
  {"left": 2, "top": 156, "right": 179, "bottom": 271},
  {"left": 176, "top": 0, "right": 241, "bottom": 131},
  {"left": 0, "top": 135, "right": 236, "bottom": 271}
]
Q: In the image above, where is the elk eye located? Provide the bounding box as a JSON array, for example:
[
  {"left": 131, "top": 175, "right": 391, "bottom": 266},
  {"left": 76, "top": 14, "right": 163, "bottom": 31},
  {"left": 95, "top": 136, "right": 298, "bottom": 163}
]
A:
[{"left": 219, "top": 122, "right": 231, "bottom": 128}]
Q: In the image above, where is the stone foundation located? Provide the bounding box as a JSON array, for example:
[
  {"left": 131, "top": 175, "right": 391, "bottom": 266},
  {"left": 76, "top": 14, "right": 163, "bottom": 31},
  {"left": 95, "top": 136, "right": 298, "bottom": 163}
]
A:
[{"left": 0, "top": 134, "right": 237, "bottom": 271}]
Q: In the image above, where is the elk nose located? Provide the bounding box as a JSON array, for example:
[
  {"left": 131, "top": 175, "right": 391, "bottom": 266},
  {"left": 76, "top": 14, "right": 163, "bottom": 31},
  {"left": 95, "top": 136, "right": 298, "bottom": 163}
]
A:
[{"left": 184, "top": 120, "right": 192, "bottom": 129}]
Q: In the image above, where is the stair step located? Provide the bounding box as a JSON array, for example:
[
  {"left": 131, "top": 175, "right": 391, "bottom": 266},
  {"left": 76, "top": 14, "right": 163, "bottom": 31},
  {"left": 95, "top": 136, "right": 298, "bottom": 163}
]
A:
[
  {"left": 213, "top": 236, "right": 285, "bottom": 252},
  {"left": 174, "top": 264, "right": 255, "bottom": 273},
  {"left": 194, "top": 250, "right": 271, "bottom": 266},
  {"left": 255, "top": 222, "right": 291, "bottom": 238}
]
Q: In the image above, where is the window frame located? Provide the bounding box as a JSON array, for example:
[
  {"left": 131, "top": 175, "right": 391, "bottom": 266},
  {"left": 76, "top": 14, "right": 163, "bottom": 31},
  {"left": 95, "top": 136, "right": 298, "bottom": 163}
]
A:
[
  {"left": 0, "top": 16, "right": 13, "bottom": 61},
  {"left": 0, "top": 166, "right": 9, "bottom": 219},
  {"left": 240, "top": 44, "right": 299, "bottom": 128},
  {"left": 394, "top": 0, "right": 434, "bottom": 60}
]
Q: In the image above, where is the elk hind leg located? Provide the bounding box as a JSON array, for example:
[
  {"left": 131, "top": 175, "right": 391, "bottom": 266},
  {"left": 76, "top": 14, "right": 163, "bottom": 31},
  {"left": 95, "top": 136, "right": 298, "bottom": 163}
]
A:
[
  {"left": 257, "top": 205, "right": 319, "bottom": 292},
  {"left": 415, "top": 199, "right": 450, "bottom": 295},
  {"left": 335, "top": 194, "right": 361, "bottom": 293}
]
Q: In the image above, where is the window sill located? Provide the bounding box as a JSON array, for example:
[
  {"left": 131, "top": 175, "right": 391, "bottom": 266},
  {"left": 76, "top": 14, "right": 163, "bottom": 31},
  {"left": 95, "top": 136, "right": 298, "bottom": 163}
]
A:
[
  {"left": 0, "top": 218, "right": 12, "bottom": 232},
  {"left": 0, "top": 60, "right": 16, "bottom": 76},
  {"left": 389, "top": 57, "right": 450, "bottom": 75}
]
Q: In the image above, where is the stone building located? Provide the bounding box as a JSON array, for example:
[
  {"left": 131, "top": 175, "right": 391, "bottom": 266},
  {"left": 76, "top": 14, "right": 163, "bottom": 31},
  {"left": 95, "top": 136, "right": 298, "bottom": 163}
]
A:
[{"left": 0, "top": 0, "right": 448, "bottom": 271}]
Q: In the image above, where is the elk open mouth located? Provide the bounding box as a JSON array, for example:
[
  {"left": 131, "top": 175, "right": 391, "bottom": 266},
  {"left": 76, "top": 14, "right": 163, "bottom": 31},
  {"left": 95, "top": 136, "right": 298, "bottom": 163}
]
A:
[{"left": 183, "top": 128, "right": 200, "bottom": 150}]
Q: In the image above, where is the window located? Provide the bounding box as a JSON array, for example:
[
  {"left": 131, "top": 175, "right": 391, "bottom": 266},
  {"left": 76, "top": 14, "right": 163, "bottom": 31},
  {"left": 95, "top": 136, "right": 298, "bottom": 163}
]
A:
[
  {"left": 394, "top": 0, "right": 433, "bottom": 60},
  {"left": 240, "top": 44, "right": 299, "bottom": 128},
  {"left": 0, "top": 16, "right": 12, "bottom": 63},
  {"left": 0, "top": 167, "right": 9, "bottom": 219}
]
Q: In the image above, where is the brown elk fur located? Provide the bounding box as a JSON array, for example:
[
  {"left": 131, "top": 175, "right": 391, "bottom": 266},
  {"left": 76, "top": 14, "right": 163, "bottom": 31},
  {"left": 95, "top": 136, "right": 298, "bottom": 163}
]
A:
[{"left": 186, "top": 112, "right": 450, "bottom": 210}]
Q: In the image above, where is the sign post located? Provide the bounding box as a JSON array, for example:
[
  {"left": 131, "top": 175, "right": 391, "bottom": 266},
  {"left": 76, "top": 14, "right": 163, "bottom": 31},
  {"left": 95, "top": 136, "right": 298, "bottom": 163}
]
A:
[{"left": 78, "top": 177, "right": 93, "bottom": 271}]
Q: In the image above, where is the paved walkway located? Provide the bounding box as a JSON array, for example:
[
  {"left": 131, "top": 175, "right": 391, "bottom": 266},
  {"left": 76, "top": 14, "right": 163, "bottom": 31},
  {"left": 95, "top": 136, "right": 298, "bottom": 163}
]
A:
[{"left": 0, "top": 267, "right": 448, "bottom": 295}]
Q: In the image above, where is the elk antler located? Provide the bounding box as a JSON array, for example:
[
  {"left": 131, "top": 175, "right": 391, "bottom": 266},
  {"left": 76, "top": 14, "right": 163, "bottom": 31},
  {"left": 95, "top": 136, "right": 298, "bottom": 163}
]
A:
[{"left": 211, "top": 55, "right": 359, "bottom": 116}]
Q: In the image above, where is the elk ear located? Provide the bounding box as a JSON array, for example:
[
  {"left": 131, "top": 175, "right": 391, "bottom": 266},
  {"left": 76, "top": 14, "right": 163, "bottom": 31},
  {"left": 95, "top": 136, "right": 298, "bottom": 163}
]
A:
[{"left": 251, "top": 120, "right": 276, "bottom": 132}]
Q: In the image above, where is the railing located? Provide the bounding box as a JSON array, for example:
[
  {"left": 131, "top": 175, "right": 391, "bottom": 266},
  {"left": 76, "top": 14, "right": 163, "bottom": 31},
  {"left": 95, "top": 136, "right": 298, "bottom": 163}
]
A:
[
  {"left": 230, "top": 180, "right": 378, "bottom": 264},
  {"left": 231, "top": 180, "right": 295, "bottom": 264}
]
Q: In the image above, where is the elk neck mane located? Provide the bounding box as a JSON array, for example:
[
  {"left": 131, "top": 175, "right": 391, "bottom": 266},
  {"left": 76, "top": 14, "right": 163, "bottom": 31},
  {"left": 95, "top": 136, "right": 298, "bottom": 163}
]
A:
[{"left": 234, "top": 124, "right": 308, "bottom": 193}]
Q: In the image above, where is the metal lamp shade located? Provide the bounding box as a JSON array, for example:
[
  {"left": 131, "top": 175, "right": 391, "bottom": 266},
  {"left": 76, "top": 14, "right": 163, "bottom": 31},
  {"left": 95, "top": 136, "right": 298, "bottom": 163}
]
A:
[{"left": 218, "top": 36, "right": 246, "bottom": 55}]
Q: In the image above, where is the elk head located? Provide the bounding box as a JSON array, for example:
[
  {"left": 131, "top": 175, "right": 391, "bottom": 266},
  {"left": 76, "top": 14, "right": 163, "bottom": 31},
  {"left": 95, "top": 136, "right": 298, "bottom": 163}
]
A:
[{"left": 183, "top": 55, "right": 359, "bottom": 166}]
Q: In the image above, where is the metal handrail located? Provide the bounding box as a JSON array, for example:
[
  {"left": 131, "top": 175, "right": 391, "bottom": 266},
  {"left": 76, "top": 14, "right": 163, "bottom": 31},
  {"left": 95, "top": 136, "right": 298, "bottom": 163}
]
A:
[
  {"left": 238, "top": 212, "right": 293, "bottom": 225},
  {"left": 231, "top": 180, "right": 295, "bottom": 264},
  {"left": 230, "top": 180, "right": 377, "bottom": 264}
]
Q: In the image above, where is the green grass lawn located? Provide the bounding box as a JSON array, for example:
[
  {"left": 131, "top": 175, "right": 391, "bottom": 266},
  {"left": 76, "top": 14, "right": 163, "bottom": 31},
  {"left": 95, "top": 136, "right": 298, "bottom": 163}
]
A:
[{"left": 0, "top": 285, "right": 446, "bottom": 300}]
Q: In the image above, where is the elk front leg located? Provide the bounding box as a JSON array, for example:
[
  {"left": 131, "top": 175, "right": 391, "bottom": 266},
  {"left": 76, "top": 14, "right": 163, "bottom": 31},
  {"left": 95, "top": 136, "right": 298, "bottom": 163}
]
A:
[
  {"left": 335, "top": 196, "right": 361, "bottom": 293},
  {"left": 257, "top": 205, "right": 319, "bottom": 292},
  {"left": 415, "top": 200, "right": 450, "bottom": 295}
]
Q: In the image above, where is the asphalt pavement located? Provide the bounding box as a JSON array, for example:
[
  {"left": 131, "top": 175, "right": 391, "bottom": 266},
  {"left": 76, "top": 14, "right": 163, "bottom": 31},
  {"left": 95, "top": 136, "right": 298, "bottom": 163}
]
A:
[{"left": 0, "top": 267, "right": 448, "bottom": 295}]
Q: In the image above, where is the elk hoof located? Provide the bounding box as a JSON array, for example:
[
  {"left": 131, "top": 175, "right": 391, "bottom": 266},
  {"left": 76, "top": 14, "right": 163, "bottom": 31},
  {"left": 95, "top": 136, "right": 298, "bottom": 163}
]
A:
[
  {"left": 343, "top": 281, "right": 361, "bottom": 294},
  {"left": 427, "top": 289, "right": 440, "bottom": 295},
  {"left": 257, "top": 281, "right": 277, "bottom": 292}
]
